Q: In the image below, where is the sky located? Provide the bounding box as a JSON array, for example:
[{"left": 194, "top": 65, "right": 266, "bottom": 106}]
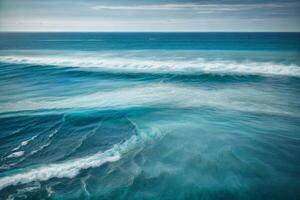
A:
[{"left": 0, "top": 0, "right": 300, "bottom": 32}]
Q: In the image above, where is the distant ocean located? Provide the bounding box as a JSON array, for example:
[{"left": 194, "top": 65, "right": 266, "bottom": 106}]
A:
[{"left": 0, "top": 33, "right": 300, "bottom": 200}]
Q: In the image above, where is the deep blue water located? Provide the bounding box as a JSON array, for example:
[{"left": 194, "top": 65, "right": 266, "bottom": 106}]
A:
[{"left": 0, "top": 33, "right": 300, "bottom": 200}]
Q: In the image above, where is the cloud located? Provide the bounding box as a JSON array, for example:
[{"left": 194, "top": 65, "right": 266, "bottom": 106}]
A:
[
  {"left": 1, "top": 1, "right": 299, "bottom": 32},
  {"left": 91, "top": 2, "right": 296, "bottom": 12}
]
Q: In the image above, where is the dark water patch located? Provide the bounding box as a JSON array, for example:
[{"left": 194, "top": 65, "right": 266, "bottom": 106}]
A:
[
  {"left": 1, "top": 32, "right": 300, "bottom": 51},
  {"left": 0, "top": 110, "right": 138, "bottom": 173}
]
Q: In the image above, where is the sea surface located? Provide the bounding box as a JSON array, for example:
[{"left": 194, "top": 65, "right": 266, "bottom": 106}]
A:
[{"left": 0, "top": 32, "right": 300, "bottom": 200}]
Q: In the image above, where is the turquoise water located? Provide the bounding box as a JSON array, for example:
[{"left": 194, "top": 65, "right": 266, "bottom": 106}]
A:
[{"left": 0, "top": 33, "right": 300, "bottom": 200}]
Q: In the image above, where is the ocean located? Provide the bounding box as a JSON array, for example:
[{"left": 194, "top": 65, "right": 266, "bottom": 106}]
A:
[{"left": 0, "top": 32, "right": 300, "bottom": 200}]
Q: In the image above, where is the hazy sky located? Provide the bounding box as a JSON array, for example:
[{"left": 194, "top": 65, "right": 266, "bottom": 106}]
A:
[{"left": 0, "top": 0, "right": 300, "bottom": 32}]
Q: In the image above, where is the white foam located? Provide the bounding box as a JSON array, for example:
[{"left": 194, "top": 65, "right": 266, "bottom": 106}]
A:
[
  {"left": 0, "top": 55, "right": 299, "bottom": 77},
  {"left": 12, "top": 136, "right": 37, "bottom": 151},
  {"left": 0, "top": 127, "right": 163, "bottom": 190},
  {"left": 7, "top": 151, "right": 25, "bottom": 158}
]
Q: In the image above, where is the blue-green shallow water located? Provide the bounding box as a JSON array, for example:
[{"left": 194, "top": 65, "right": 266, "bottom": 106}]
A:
[{"left": 0, "top": 33, "right": 300, "bottom": 200}]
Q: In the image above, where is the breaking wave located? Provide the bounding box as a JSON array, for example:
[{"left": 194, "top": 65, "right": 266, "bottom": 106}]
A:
[
  {"left": 0, "top": 127, "right": 163, "bottom": 190},
  {"left": 0, "top": 55, "right": 300, "bottom": 77}
]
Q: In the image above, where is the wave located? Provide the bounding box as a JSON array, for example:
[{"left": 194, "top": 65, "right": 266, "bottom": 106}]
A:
[
  {"left": 0, "top": 84, "right": 296, "bottom": 116},
  {"left": 0, "top": 126, "right": 163, "bottom": 190},
  {"left": 0, "top": 55, "right": 299, "bottom": 77}
]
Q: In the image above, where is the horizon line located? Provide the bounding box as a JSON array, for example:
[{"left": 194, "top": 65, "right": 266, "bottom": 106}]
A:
[{"left": 1, "top": 31, "right": 300, "bottom": 33}]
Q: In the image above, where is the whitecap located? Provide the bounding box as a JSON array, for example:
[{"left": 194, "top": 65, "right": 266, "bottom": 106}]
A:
[
  {"left": 7, "top": 151, "right": 25, "bottom": 158},
  {"left": 12, "top": 135, "right": 37, "bottom": 152},
  {"left": 0, "top": 55, "right": 299, "bottom": 77}
]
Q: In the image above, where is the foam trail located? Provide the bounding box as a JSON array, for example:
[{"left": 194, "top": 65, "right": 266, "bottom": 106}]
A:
[
  {"left": 7, "top": 142, "right": 52, "bottom": 169},
  {"left": 5, "top": 122, "right": 65, "bottom": 168},
  {"left": 0, "top": 55, "right": 300, "bottom": 77},
  {"left": 30, "top": 142, "right": 51, "bottom": 155},
  {"left": 48, "top": 129, "right": 58, "bottom": 139},
  {"left": 81, "top": 173, "right": 91, "bottom": 198},
  {"left": 29, "top": 123, "right": 66, "bottom": 156},
  {"left": 12, "top": 135, "right": 37, "bottom": 151},
  {"left": 0, "top": 127, "right": 162, "bottom": 190},
  {"left": 7, "top": 151, "right": 25, "bottom": 158}
]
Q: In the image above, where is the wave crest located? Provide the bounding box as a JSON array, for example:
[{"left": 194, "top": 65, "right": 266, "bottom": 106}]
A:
[{"left": 1, "top": 55, "right": 299, "bottom": 77}]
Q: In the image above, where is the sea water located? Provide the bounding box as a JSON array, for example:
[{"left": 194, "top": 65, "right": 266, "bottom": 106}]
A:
[{"left": 0, "top": 33, "right": 300, "bottom": 199}]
